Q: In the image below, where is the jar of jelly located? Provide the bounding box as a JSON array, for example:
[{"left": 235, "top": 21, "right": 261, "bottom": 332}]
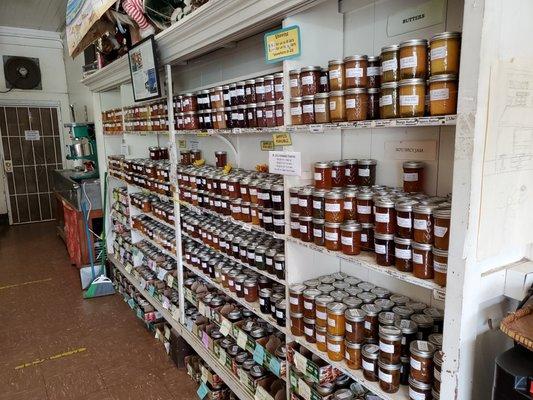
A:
[
  {"left": 375, "top": 233, "right": 395, "bottom": 266},
  {"left": 272, "top": 210, "right": 285, "bottom": 234},
  {"left": 289, "top": 187, "right": 300, "bottom": 213},
  {"left": 362, "top": 303, "right": 382, "bottom": 341},
  {"left": 314, "top": 92, "right": 330, "bottom": 123},
  {"left": 380, "top": 45, "right": 399, "bottom": 83},
  {"left": 361, "top": 222, "right": 375, "bottom": 252},
  {"left": 395, "top": 199, "right": 418, "bottom": 239},
  {"left": 367, "top": 88, "right": 380, "bottom": 120},
  {"left": 331, "top": 160, "right": 346, "bottom": 188},
  {"left": 343, "top": 189, "right": 357, "bottom": 220},
  {"left": 345, "top": 308, "right": 366, "bottom": 343},
  {"left": 409, "top": 377, "right": 433, "bottom": 400},
  {"left": 329, "top": 90, "right": 346, "bottom": 122},
  {"left": 433, "top": 207, "right": 451, "bottom": 250},
  {"left": 346, "top": 340, "right": 362, "bottom": 370},
  {"left": 290, "top": 212, "right": 300, "bottom": 238},
  {"left": 412, "top": 242, "right": 434, "bottom": 279},
  {"left": 275, "top": 299, "right": 286, "bottom": 326},
  {"left": 271, "top": 184, "right": 284, "bottom": 211},
  {"left": 367, "top": 56, "right": 381, "bottom": 88},
  {"left": 362, "top": 344, "right": 380, "bottom": 381},
  {"left": 303, "top": 288, "right": 321, "bottom": 319},
  {"left": 326, "top": 333, "right": 345, "bottom": 362},
  {"left": 379, "top": 325, "right": 402, "bottom": 364},
  {"left": 298, "top": 216, "right": 313, "bottom": 242},
  {"left": 289, "top": 284, "right": 306, "bottom": 313},
  {"left": 313, "top": 218, "right": 325, "bottom": 246},
  {"left": 345, "top": 88, "right": 368, "bottom": 121},
  {"left": 394, "top": 237, "right": 413, "bottom": 272},
  {"left": 325, "top": 191, "right": 344, "bottom": 223},
  {"left": 314, "top": 162, "right": 332, "bottom": 190},
  {"left": 344, "top": 55, "right": 368, "bottom": 88},
  {"left": 273, "top": 72, "right": 284, "bottom": 100},
  {"left": 312, "top": 189, "right": 326, "bottom": 219},
  {"left": 340, "top": 222, "right": 362, "bottom": 256},
  {"left": 357, "top": 159, "right": 377, "bottom": 186},
  {"left": 328, "top": 59, "right": 345, "bottom": 91},
  {"left": 374, "top": 197, "right": 396, "bottom": 234},
  {"left": 399, "top": 39, "right": 428, "bottom": 79},
  {"left": 259, "top": 288, "right": 272, "bottom": 314},
  {"left": 378, "top": 361, "right": 401, "bottom": 393},
  {"left": 291, "top": 312, "right": 304, "bottom": 336},
  {"left": 290, "top": 97, "right": 303, "bottom": 125},
  {"left": 356, "top": 191, "right": 374, "bottom": 223},
  {"left": 433, "top": 248, "right": 448, "bottom": 287},
  {"left": 316, "top": 325, "right": 327, "bottom": 352},
  {"left": 304, "top": 317, "right": 316, "bottom": 343},
  {"left": 413, "top": 204, "right": 437, "bottom": 244},
  {"left": 327, "top": 302, "right": 347, "bottom": 336},
  {"left": 298, "top": 187, "right": 313, "bottom": 216},
  {"left": 274, "top": 99, "right": 284, "bottom": 126},
  {"left": 325, "top": 222, "right": 341, "bottom": 251},
  {"left": 380, "top": 82, "right": 399, "bottom": 119},
  {"left": 430, "top": 32, "right": 461, "bottom": 75},
  {"left": 409, "top": 340, "right": 436, "bottom": 384},
  {"left": 403, "top": 161, "right": 424, "bottom": 192}
]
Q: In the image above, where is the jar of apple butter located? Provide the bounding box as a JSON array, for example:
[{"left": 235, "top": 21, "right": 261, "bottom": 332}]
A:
[{"left": 399, "top": 39, "right": 428, "bottom": 79}]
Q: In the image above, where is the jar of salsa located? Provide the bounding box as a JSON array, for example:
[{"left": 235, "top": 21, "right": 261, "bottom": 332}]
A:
[
  {"left": 314, "top": 162, "right": 332, "bottom": 190},
  {"left": 399, "top": 39, "right": 428, "bottom": 79},
  {"left": 328, "top": 59, "right": 345, "bottom": 91},
  {"left": 433, "top": 208, "right": 451, "bottom": 250},
  {"left": 433, "top": 248, "right": 448, "bottom": 287},
  {"left": 356, "top": 191, "right": 374, "bottom": 223},
  {"left": 381, "top": 45, "right": 400, "bottom": 83},
  {"left": 374, "top": 197, "right": 396, "bottom": 234},
  {"left": 298, "top": 187, "right": 313, "bottom": 216},
  {"left": 325, "top": 191, "right": 344, "bottom": 223},
  {"left": 357, "top": 159, "right": 377, "bottom": 186},
  {"left": 375, "top": 233, "right": 395, "bottom": 266},
  {"left": 331, "top": 160, "right": 346, "bottom": 188},
  {"left": 412, "top": 242, "right": 434, "bottom": 279},
  {"left": 343, "top": 189, "right": 357, "bottom": 220},
  {"left": 413, "top": 204, "right": 437, "bottom": 244},
  {"left": 340, "top": 222, "right": 362, "bottom": 256},
  {"left": 344, "top": 55, "right": 368, "bottom": 88},
  {"left": 394, "top": 237, "right": 413, "bottom": 272},
  {"left": 299, "top": 216, "right": 313, "bottom": 242}
]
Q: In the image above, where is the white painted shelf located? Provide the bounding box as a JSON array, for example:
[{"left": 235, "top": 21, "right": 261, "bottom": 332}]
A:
[
  {"left": 132, "top": 227, "right": 178, "bottom": 261},
  {"left": 175, "top": 126, "right": 287, "bottom": 136},
  {"left": 130, "top": 204, "right": 176, "bottom": 230}
]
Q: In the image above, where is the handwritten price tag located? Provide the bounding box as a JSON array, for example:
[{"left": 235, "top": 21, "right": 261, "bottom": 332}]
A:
[
  {"left": 253, "top": 344, "right": 265, "bottom": 365},
  {"left": 237, "top": 330, "right": 248, "bottom": 349},
  {"left": 167, "top": 274, "right": 174, "bottom": 287},
  {"left": 220, "top": 318, "right": 231, "bottom": 336},
  {"left": 298, "top": 378, "right": 311, "bottom": 400},
  {"left": 293, "top": 351, "right": 308, "bottom": 374}
]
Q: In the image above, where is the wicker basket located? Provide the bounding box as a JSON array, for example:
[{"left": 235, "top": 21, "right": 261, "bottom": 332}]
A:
[{"left": 500, "top": 305, "right": 533, "bottom": 351}]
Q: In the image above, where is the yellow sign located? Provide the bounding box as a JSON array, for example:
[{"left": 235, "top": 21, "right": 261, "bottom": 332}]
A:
[
  {"left": 260, "top": 141, "right": 275, "bottom": 151},
  {"left": 272, "top": 132, "right": 292, "bottom": 146},
  {"left": 178, "top": 140, "right": 187, "bottom": 149},
  {"left": 196, "top": 131, "right": 209, "bottom": 137},
  {"left": 264, "top": 26, "right": 301, "bottom": 63}
]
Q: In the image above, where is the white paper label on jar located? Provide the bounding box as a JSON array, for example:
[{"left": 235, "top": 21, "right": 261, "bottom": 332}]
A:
[
  {"left": 313, "top": 200, "right": 322, "bottom": 210},
  {"left": 291, "top": 106, "right": 302, "bottom": 116},
  {"left": 266, "top": 258, "right": 273, "bottom": 265},
  {"left": 346, "top": 67, "right": 363, "bottom": 78},
  {"left": 245, "top": 87, "right": 252, "bottom": 95},
  {"left": 404, "top": 172, "right": 419, "bottom": 182},
  {"left": 357, "top": 205, "right": 371, "bottom": 214},
  {"left": 238, "top": 113, "right": 244, "bottom": 121},
  {"left": 259, "top": 298, "right": 265, "bottom": 305},
  {"left": 313, "top": 228, "right": 322, "bottom": 238},
  {"left": 256, "top": 85, "right": 265, "bottom": 94},
  {"left": 276, "top": 310, "right": 284, "bottom": 318},
  {"left": 434, "top": 368, "right": 442, "bottom": 381},
  {"left": 341, "top": 236, "right": 353, "bottom": 246},
  {"left": 304, "top": 326, "right": 314, "bottom": 336},
  {"left": 362, "top": 359, "right": 375, "bottom": 371},
  {"left": 263, "top": 216, "right": 273, "bottom": 224},
  {"left": 378, "top": 370, "right": 393, "bottom": 383},
  {"left": 242, "top": 207, "right": 250, "bottom": 215},
  {"left": 344, "top": 201, "right": 353, "bottom": 210},
  {"left": 266, "top": 110, "right": 274, "bottom": 119},
  {"left": 434, "top": 261, "right": 447, "bottom": 273},
  {"left": 345, "top": 168, "right": 351, "bottom": 176},
  {"left": 304, "top": 301, "right": 313, "bottom": 310},
  {"left": 204, "top": 115, "right": 211, "bottom": 123},
  {"left": 314, "top": 103, "right": 326, "bottom": 113},
  {"left": 290, "top": 222, "right": 300, "bottom": 230},
  {"left": 301, "top": 75, "right": 314, "bottom": 85},
  {"left": 223, "top": 93, "right": 230, "bottom": 101},
  {"left": 375, "top": 212, "right": 390, "bottom": 223},
  {"left": 395, "top": 248, "right": 412, "bottom": 260},
  {"left": 414, "top": 219, "right": 428, "bottom": 230},
  {"left": 379, "top": 341, "right": 395, "bottom": 354},
  {"left": 361, "top": 233, "right": 368, "bottom": 242},
  {"left": 300, "top": 225, "right": 308, "bottom": 234},
  {"left": 358, "top": 168, "right": 370, "bottom": 177},
  {"left": 430, "top": 88, "right": 450, "bottom": 101},
  {"left": 364, "top": 321, "right": 372, "bottom": 330},
  {"left": 320, "top": 76, "right": 328, "bottom": 85},
  {"left": 346, "top": 98, "right": 356, "bottom": 109},
  {"left": 325, "top": 231, "right": 338, "bottom": 241},
  {"left": 272, "top": 195, "right": 282, "bottom": 203},
  {"left": 290, "top": 197, "right": 298, "bottom": 205},
  {"left": 434, "top": 225, "right": 448, "bottom": 237},
  {"left": 316, "top": 310, "right": 327, "bottom": 320},
  {"left": 400, "top": 95, "right": 420, "bottom": 106},
  {"left": 397, "top": 216, "right": 412, "bottom": 228},
  {"left": 431, "top": 46, "right": 447, "bottom": 60},
  {"left": 247, "top": 112, "right": 253, "bottom": 120},
  {"left": 289, "top": 79, "right": 299, "bottom": 88},
  {"left": 303, "top": 104, "right": 314, "bottom": 114},
  {"left": 331, "top": 170, "right": 337, "bottom": 178},
  {"left": 379, "top": 94, "right": 393, "bottom": 107},
  {"left": 375, "top": 243, "right": 386, "bottom": 254},
  {"left": 409, "top": 387, "right": 426, "bottom": 400},
  {"left": 400, "top": 55, "right": 417, "bottom": 69},
  {"left": 275, "top": 108, "right": 283, "bottom": 117},
  {"left": 413, "top": 252, "right": 423, "bottom": 264},
  {"left": 329, "top": 101, "right": 336, "bottom": 111},
  {"left": 325, "top": 203, "right": 341, "bottom": 212},
  {"left": 367, "top": 66, "right": 380, "bottom": 76},
  {"left": 273, "top": 218, "right": 284, "bottom": 226},
  {"left": 327, "top": 318, "right": 336, "bottom": 327},
  {"left": 211, "top": 94, "right": 220, "bottom": 102},
  {"left": 410, "top": 357, "right": 422, "bottom": 370},
  {"left": 345, "top": 323, "right": 353, "bottom": 332},
  {"left": 265, "top": 84, "right": 273, "bottom": 93},
  {"left": 274, "top": 83, "right": 283, "bottom": 93},
  {"left": 314, "top": 172, "right": 323, "bottom": 182},
  {"left": 381, "top": 58, "right": 398, "bottom": 72},
  {"left": 299, "top": 199, "right": 308, "bottom": 207},
  {"left": 327, "top": 342, "right": 341, "bottom": 352},
  {"left": 275, "top": 262, "right": 283, "bottom": 270},
  {"left": 329, "top": 69, "right": 341, "bottom": 79}
]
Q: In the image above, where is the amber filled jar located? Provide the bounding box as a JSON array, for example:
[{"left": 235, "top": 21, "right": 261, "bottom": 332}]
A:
[
  {"left": 301, "top": 66, "right": 321, "bottom": 96},
  {"left": 362, "top": 344, "right": 380, "bottom": 382},
  {"left": 329, "top": 90, "right": 346, "bottom": 122},
  {"left": 314, "top": 162, "right": 332, "bottom": 190},
  {"left": 403, "top": 161, "right": 424, "bottom": 193},
  {"left": 412, "top": 242, "right": 434, "bottom": 279},
  {"left": 316, "top": 325, "right": 327, "bottom": 352},
  {"left": 313, "top": 218, "right": 325, "bottom": 246},
  {"left": 379, "top": 326, "right": 402, "bottom": 365},
  {"left": 298, "top": 187, "right": 313, "bottom": 216},
  {"left": 362, "top": 304, "right": 382, "bottom": 341},
  {"left": 345, "top": 88, "right": 368, "bottom": 121},
  {"left": 244, "top": 278, "right": 259, "bottom": 302},
  {"left": 409, "top": 377, "right": 433, "bottom": 400},
  {"left": 409, "top": 341, "right": 436, "bottom": 384},
  {"left": 346, "top": 341, "right": 362, "bottom": 370},
  {"left": 345, "top": 308, "right": 366, "bottom": 343},
  {"left": 433, "top": 350, "right": 443, "bottom": 392},
  {"left": 378, "top": 361, "right": 401, "bottom": 394},
  {"left": 325, "top": 222, "right": 341, "bottom": 251},
  {"left": 375, "top": 197, "right": 396, "bottom": 234},
  {"left": 289, "top": 284, "right": 305, "bottom": 314},
  {"left": 325, "top": 192, "right": 344, "bottom": 223},
  {"left": 290, "top": 97, "right": 303, "bottom": 125},
  {"left": 394, "top": 237, "right": 413, "bottom": 272},
  {"left": 344, "top": 55, "right": 368, "bottom": 88},
  {"left": 367, "top": 88, "right": 380, "bottom": 120},
  {"left": 430, "top": 32, "right": 461, "bottom": 75},
  {"left": 312, "top": 189, "right": 326, "bottom": 219},
  {"left": 289, "top": 69, "right": 301, "bottom": 98},
  {"left": 399, "top": 78, "right": 426, "bottom": 117},
  {"left": 358, "top": 159, "right": 377, "bottom": 186},
  {"left": 375, "top": 233, "right": 395, "bottom": 266},
  {"left": 275, "top": 99, "right": 284, "bottom": 126},
  {"left": 380, "top": 82, "right": 399, "bottom": 119},
  {"left": 429, "top": 74, "right": 458, "bottom": 116},
  {"left": 289, "top": 187, "right": 300, "bottom": 213},
  {"left": 328, "top": 59, "right": 345, "bottom": 91},
  {"left": 413, "top": 204, "right": 436, "bottom": 244},
  {"left": 304, "top": 318, "right": 316, "bottom": 343},
  {"left": 298, "top": 216, "right": 313, "bottom": 243},
  {"left": 367, "top": 56, "right": 381, "bottom": 88},
  {"left": 399, "top": 39, "right": 428, "bottom": 79},
  {"left": 303, "top": 288, "right": 321, "bottom": 319},
  {"left": 395, "top": 200, "right": 417, "bottom": 239},
  {"left": 340, "top": 222, "right": 362, "bottom": 256},
  {"left": 314, "top": 93, "right": 330, "bottom": 123},
  {"left": 326, "top": 333, "right": 345, "bottom": 362},
  {"left": 433, "top": 248, "right": 448, "bottom": 287},
  {"left": 433, "top": 208, "right": 451, "bottom": 250},
  {"left": 326, "top": 302, "right": 347, "bottom": 335},
  {"left": 315, "top": 294, "right": 334, "bottom": 327},
  {"left": 356, "top": 191, "right": 374, "bottom": 223},
  {"left": 343, "top": 189, "right": 357, "bottom": 221},
  {"left": 290, "top": 312, "right": 304, "bottom": 336},
  {"left": 302, "top": 95, "right": 315, "bottom": 124},
  {"left": 273, "top": 72, "right": 284, "bottom": 101},
  {"left": 381, "top": 45, "right": 399, "bottom": 83}
]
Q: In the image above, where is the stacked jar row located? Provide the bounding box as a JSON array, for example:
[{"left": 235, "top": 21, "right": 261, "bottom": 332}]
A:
[
  {"left": 180, "top": 150, "right": 226, "bottom": 167},
  {"left": 183, "top": 240, "right": 286, "bottom": 326},
  {"left": 124, "top": 117, "right": 170, "bottom": 132},
  {"left": 119, "top": 157, "right": 170, "bottom": 180},
  {"left": 288, "top": 272, "right": 443, "bottom": 396},
  {"left": 123, "top": 98, "right": 167, "bottom": 120},
  {"left": 131, "top": 215, "right": 176, "bottom": 254},
  {"left": 133, "top": 241, "right": 176, "bottom": 283},
  {"left": 181, "top": 210, "right": 286, "bottom": 280},
  {"left": 129, "top": 193, "right": 174, "bottom": 225}
]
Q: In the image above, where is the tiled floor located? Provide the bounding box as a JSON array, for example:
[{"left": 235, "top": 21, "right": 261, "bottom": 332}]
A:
[{"left": 0, "top": 221, "right": 197, "bottom": 400}]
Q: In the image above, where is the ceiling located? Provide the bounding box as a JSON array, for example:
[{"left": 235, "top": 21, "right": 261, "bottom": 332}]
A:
[{"left": 0, "top": 0, "right": 68, "bottom": 32}]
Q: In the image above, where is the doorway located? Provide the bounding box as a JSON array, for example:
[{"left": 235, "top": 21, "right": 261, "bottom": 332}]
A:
[{"left": 0, "top": 106, "right": 63, "bottom": 224}]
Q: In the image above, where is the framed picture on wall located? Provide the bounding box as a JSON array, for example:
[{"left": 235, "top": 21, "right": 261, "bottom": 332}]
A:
[{"left": 128, "top": 36, "right": 161, "bottom": 102}]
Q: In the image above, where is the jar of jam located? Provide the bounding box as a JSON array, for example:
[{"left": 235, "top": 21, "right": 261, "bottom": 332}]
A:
[
  {"left": 345, "top": 88, "right": 368, "bottom": 121},
  {"left": 256, "top": 102, "right": 266, "bottom": 127},
  {"left": 343, "top": 189, "right": 357, "bottom": 221},
  {"left": 403, "top": 161, "right": 425, "bottom": 192},
  {"left": 381, "top": 45, "right": 399, "bottom": 83},
  {"left": 296, "top": 188, "right": 312, "bottom": 217},
  {"left": 316, "top": 325, "right": 327, "bottom": 352},
  {"left": 375, "top": 233, "right": 395, "bottom": 266},
  {"left": 303, "top": 288, "right": 321, "bottom": 319},
  {"left": 274, "top": 254, "right": 285, "bottom": 280},
  {"left": 289, "top": 187, "right": 300, "bottom": 213},
  {"left": 340, "top": 222, "right": 362, "bottom": 256},
  {"left": 361, "top": 223, "right": 375, "bottom": 251},
  {"left": 409, "top": 340, "right": 436, "bottom": 383},
  {"left": 357, "top": 159, "right": 377, "bottom": 186},
  {"left": 313, "top": 218, "right": 325, "bottom": 246},
  {"left": 345, "top": 308, "right": 366, "bottom": 343},
  {"left": 319, "top": 67, "right": 329, "bottom": 93},
  {"left": 346, "top": 341, "right": 362, "bottom": 370},
  {"left": 275, "top": 299, "right": 286, "bottom": 326},
  {"left": 412, "top": 242, "right": 434, "bottom": 279},
  {"left": 301, "top": 66, "right": 321, "bottom": 96},
  {"left": 314, "top": 163, "right": 332, "bottom": 191},
  {"left": 378, "top": 361, "right": 401, "bottom": 393},
  {"left": 394, "top": 237, "right": 413, "bottom": 272},
  {"left": 395, "top": 199, "right": 417, "bottom": 239},
  {"left": 314, "top": 294, "right": 333, "bottom": 326},
  {"left": 380, "top": 82, "right": 399, "bottom": 119},
  {"left": 299, "top": 216, "right": 313, "bottom": 242},
  {"left": 329, "top": 90, "right": 346, "bottom": 122},
  {"left": 289, "top": 69, "right": 301, "bottom": 97},
  {"left": 413, "top": 204, "right": 437, "bottom": 244},
  {"left": 374, "top": 197, "right": 396, "bottom": 234},
  {"left": 291, "top": 312, "right": 304, "bottom": 336},
  {"left": 433, "top": 248, "right": 448, "bottom": 287},
  {"left": 304, "top": 317, "right": 316, "bottom": 343},
  {"left": 289, "top": 284, "right": 306, "bottom": 314},
  {"left": 314, "top": 93, "right": 330, "bottom": 123},
  {"left": 325, "top": 192, "right": 344, "bottom": 223},
  {"left": 367, "top": 88, "right": 380, "bottom": 119},
  {"left": 265, "top": 101, "right": 276, "bottom": 127},
  {"left": 379, "top": 326, "right": 402, "bottom": 364},
  {"left": 362, "top": 304, "right": 382, "bottom": 341},
  {"left": 430, "top": 32, "right": 461, "bottom": 75},
  {"left": 274, "top": 99, "right": 284, "bottom": 126},
  {"left": 328, "top": 59, "right": 345, "bottom": 91},
  {"left": 273, "top": 72, "right": 284, "bottom": 100},
  {"left": 433, "top": 207, "right": 451, "bottom": 250},
  {"left": 398, "top": 78, "right": 426, "bottom": 117},
  {"left": 324, "top": 222, "right": 341, "bottom": 251},
  {"left": 312, "top": 189, "right": 326, "bottom": 219},
  {"left": 409, "top": 377, "right": 433, "bottom": 400},
  {"left": 326, "top": 334, "right": 345, "bottom": 362},
  {"left": 290, "top": 97, "right": 303, "bottom": 125},
  {"left": 270, "top": 184, "right": 284, "bottom": 211},
  {"left": 429, "top": 73, "right": 458, "bottom": 116},
  {"left": 244, "top": 278, "right": 259, "bottom": 302},
  {"left": 273, "top": 210, "right": 285, "bottom": 234},
  {"left": 367, "top": 56, "right": 381, "bottom": 88},
  {"left": 399, "top": 39, "right": 428, "bottom": 79},
  {"left": 244, "top": 80, "right": 256, "bottom": 104},
  {"left": 290, "top": 212, "right": 300, "bottom": 238},
  {"left": 302, "top": 95, "right": 315, "bottom": 124},
  {"left": 331, "top": 160, "right": 346, "bottom": 188},
  {"left": 326, "top": 302, "right": 347, "bottom": 336},
  {"left": 181, "top": 93, "right": 197, "bottom": 112},
  {"left": 259, "top": 288, "right": 271, "bottom": 314},
  {"left": 362, "top": 344, "right": 380, "bottom": 382},
  {"left": 393, "top": 319, "right": 418, "bottom": 358},
  {"left": 356, "top": 191, "right": 374, "bottom": 223},
  {"left": 344, "top": 55, "right": 368, "bottom": 88}
]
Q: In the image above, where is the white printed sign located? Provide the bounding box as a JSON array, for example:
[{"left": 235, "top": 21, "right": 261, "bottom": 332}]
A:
[
  {"left": 268, "top": 151, "right": 301, "bottom": 176},
  {"left": 384, "top": 140, "right": 437, "bottom": 160},
  {"left": 24, "top": 130, "right": 40, "bottom": 141},
  {"left": 387, "top": 0, "right": 446, "bottom": 36}
]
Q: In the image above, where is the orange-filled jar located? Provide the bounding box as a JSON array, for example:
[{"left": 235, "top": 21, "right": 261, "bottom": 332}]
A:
[
  {"left": 326, "top": 334, "right": 345, "bottom": 362},
  {"left": 340, "top": 222, "right": 362, "bottom": 256},
  {"left": 345, "top": 88, "right": 368, "bottom": 121},
  {"left": 430, "top": 32, "right": 461, "bottom": 75},
  {"left": 325, "top": 222, "right": 341, "bottom": 251},
  {"left": 433, "top": 208, "right": 451, "bottom": 250},
  {"left": 374, "top": 197, "right": 396, "bottom": 235},
  {"left": 399, "top": 39, "right": 428, "bottom": 79},
  {"left": 343, "top": 189, "right": 357, "bottom": 221},
  {"left": 403, "top": 161, "right": 424, "bottom": 193},
  {"left": 330, "top": 90, "right": 346, "bottom": 122},
  {"left": 303, "top": 288, "right": 321, "bottom": 319},
  {"left": 289, "top": 69, "right": 301, "bottom": 97},
  {"left": 299, "top": 216, "right": 313, "bottom": 242},
  {"left": 412, "top": 242, "right": 434, "bottom": 279},
  {"left": 290, "top": 212, "right": 300, "bottom": 238},
  {"left": 298, "top": 187, "right": 313, "bottom": 217},
  {"left": 433, "top": 248, "right": 448, "bottom": 287},
  {"left": 328, "top": 59, "right": 345, "bottom": 91},
  {"left": 344, "top": 55, "right": 368, "bottom": 88},
  {"left": 429, "top": 73, "right": 458, "bottom": 116},
  {"left": 289, "top": 284, "right": 306, "bottom": 313},
  {"left": 356, "top": 191, "right": 374, "bottom": 223},
  {"left": 316, "top": 325, "right": 327, "bottom": 352},
  {"left": 314, "top": 162, "right": 332, "bottom": 190},
  {"left": 395, "top": 199, "right": 417, "bottom": 239},
  {"left": 381, "top": 45, "right": 400, "bottom": 83},
  {"left": 346, "top": 341, "right": 362, "bottom": 370},
  {"left": 326, "top": 302, "right": 347, "bottom": 335},
  {"left": 315, "top": 294, "right": 334, "bottom": 327},
  {"left": 325, "top": 191, "right": 344, "bottom": 223},
  {"left": 399, "top": 78, "right": 426, "bottom": 117},
  {"left": 413, "top": 204, "right": 437, "bottom": 244}
]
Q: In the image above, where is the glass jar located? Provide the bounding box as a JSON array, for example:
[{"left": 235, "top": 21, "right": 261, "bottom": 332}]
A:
[
  {"left": 273, "top": 72, "right": 284, "bottom": 101},
  {"left": 367, "top": 88, "right": 380, "bottom": 120},
  {"left": 362, "top": 344, "right": 380, "bottom": 382},
  {"left": 291, "top": 312, "right": 304, "bottom": 336},
  {"left": 215, "top": 107, "right": 227, "bottom": 129},
  {"left": 181, "top": 93, "right": 197, "bottom": 112},
  {"left": 361, "top": 223, "right": 375, "bottom": 252},
  {"left": 275, "top": 299, "right": 286, "bottom": 326},
  {"left": 290, "top": 97, "right": 303, "bottom": 125},
  {"left": 325, "top": 192, "right": 344, "bottom": 223},
  {"left": 301, "top": 66, "right": 321, "bottom": 96},
  {"left": 290, "top": 212, "right": 300, "bottom": 238},
  {"left": 328, "top": 59, "right": 345, "bottom": 91},
  {"left": 327, "top": 302, "right": 347, "bottom": 336},
  {"left": 246, "top": 104, "right": 257, "bottom": 128},
  {"left": 403, "top": 161, "right": 424, "bottom": 193},
  {"left": 244, "top": 80, "right": 256, "bottom": 104},
  {"left": 357, "top": 159, "right": 377, "bottom": 186},
  {"left": 430, "top": 32, "right": 461, "bottom": 75},
  {"left": 316, "top": 325, "right": 327, "bottom": 352},
  {"left": 434, "top": 350, "right": 443, "bottom": 392},
  {"left": 289, "top": 69, "right": 301, "bottom": 97},
  {"left": 367, "top": 56, "right": 381, "bottom": 88},
  {"left": 345, "top": 308, "right": 366, "bottom": 343},
  {"left": 298, "top": 215, "right": 313, "bottom": 244},
  {"left": 319, "top": 68, "right": 329, "bottom": 93},
  {"left": 312, "top": 189, "right": 326, "bottom": 219},
  {"left": 409, "top": 340, "right": 436, "bottom": 383},
  {"left": 379, "top": 326, "right": 402, "bottom": 364},
  {"left": 395, "top": 200, "right": 417, "bottom": 239},
  {"left": 303, "top": 288, "right": 321, "bottom": 319},
  {"left": 340, "top": 222, "right": 362, "bottom": 256},
  {"left": 429, "top": 74, "right": 458, "bottom": 116},
  {"left": 311, "top": 218, "right": 324, "bottom": 246},
  {"left": 343, "top": 189, "right": 357, "bottom": 221},
  {"left": 342, "top": 159, "right": 358, "bottom": 186},
  {"left": 381, "top": 45, "right": 399, "bottom": 83},
  {"left": 399, "top": 78, "right": 426, "bottom": 117},
  {"left": 356, "top": 191, "right": 374, "bottom": 223},
  {"left": 409, "top": 377, "right": 433, "bottom": 400},
  {"left": 275, "top": 99, "right": 284, "bottom": 126},
  {"left": 375, "top": 233, "right": 395, "bottom": 266},
  {"left": 380, "top": 82, "right": 399, "bottom": 119},
  {"left": 259, "top": 288, "right": 272, "bottom": 314},
  {"left": 315, "top": 294, "right": 334, "bottom": 328},
  {"left": 298, "top": 187, "right": 313, "bottom": 216},
  {"left": 413, "top": 204, "right": 437, "bottom": 244},
  {"left": 344, "top": 55, "right": 368, "bottom": 88},
  {"left": 244, "top": 278, "right": 259, "bottom": 302},
  {"left": 274, "top": 253, "right": 285, "bottom": 280},
  {"left": 184, "top": 111, "right": 199, "bottom": 129},
  {"left": 433, "top": 208, "right": 451, "bottom": 250},
  {"left": 378, "top": 361, "right": 401, "bottom": 394},
  {"left": 433, "top": 248, "right": 448, "bottom": 287},
  {"left": 254, "top": 78, "right": 265, "bottom": 103},
  {"left": 346, "top": 341, "right": 362, "bottom": 370},
  {"left": 314, "top": 93, "right": 330, "bottom": 123},
  {"left": 302, "top": 95, "right": 315, "bottom": 124},
  {"left": 304, "top": 317, "right": 316, "bottom": 343},
  {"left": 345, "top": 88, "right": 368, "bottom": 121},
  {"left": 325, "top": 222, "right": 341, "bottom": 251},
  {"left": 289, "top": 187, "right": 300, "bottom": 213},
  {"left": 394, "top": 237, "right": 413, "bottom": 272},
  {"left": 329, "top": 90, "right": 346, "bottom": 122},
  {"left": 374, "top": 197, "right": 396, "bottom": 234},
  {"left": 399, "top": 39, "right": 428, "bottom": 79},
  {"left": 265, "top": 101, "right": 276, "bottom": 127},
  {"left": 362, "top": 304, "right": 382, "bottom": 341},
  {"left": 326, "top": 334, "right": 345, "bottom": 362},
  {"left": 412, "top": 242, "right": 434, "bottom": 279},
  {"left": 314, "top": 162, "right": 332, "bottom": 190}
]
